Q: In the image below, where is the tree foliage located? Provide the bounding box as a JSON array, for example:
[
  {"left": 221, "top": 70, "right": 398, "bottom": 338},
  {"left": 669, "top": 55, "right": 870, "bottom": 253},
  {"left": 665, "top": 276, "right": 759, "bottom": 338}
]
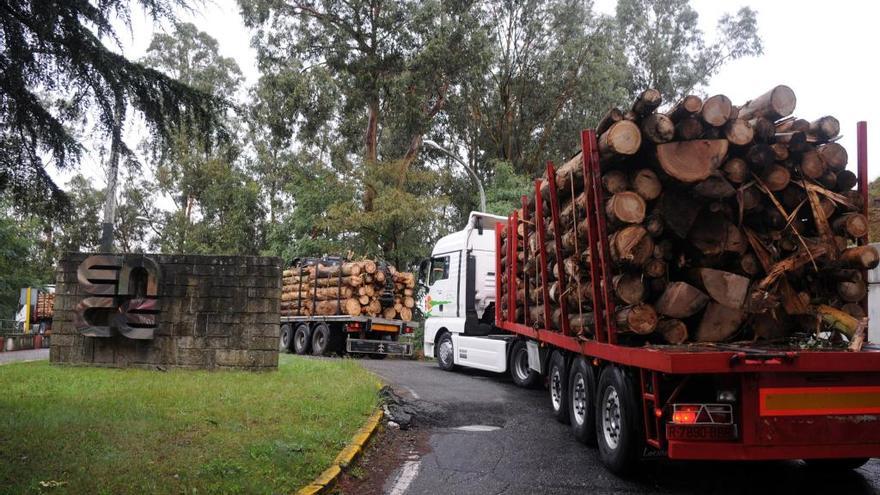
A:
[{"left": 0, "top": 0, "right": 226, "bottom": 216}]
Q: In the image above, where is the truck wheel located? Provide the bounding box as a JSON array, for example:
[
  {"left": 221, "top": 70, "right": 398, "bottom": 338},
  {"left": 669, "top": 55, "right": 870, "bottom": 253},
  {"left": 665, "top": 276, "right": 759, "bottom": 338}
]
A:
[
  {"left": 596, "top": 365, "right": 641, "bottom": 476},
  {"left": 548, "top": 351, "right": 569, "bottom": 424},
  {"left": 568, "top": 356, "right": 597, "bottom": 445},
  {"left": 509, "top": 340, "right": 540, "bottom": 388},
  {"left": 436, "top": 332, "right": 456, "bottom": 371},
  {"left": 804, "top": 458, "right": 870, "bottom": 471},
  {"left": 293, "top": 324, "right": 311, "bottom": 355},
  {"left": 311, "top": 323, "right": 331, "bottom": 356},
  {"left": 279, "top": 324, "right": 293, "bottom": 353}
]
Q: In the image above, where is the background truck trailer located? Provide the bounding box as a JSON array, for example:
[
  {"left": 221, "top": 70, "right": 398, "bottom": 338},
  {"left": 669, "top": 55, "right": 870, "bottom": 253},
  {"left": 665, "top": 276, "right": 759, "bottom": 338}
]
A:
[
  {"left": 422, "top": 122, "right": 880, "bottom": 474},
  {"left": 280, "top": 257, "right": 418, "bottom": 358}
]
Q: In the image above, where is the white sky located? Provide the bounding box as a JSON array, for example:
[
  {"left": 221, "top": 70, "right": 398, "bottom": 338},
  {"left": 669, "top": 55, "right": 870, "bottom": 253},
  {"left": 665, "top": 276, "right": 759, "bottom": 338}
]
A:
[{"left": 62, "top": 0, "right": 880, "bottom": 189}]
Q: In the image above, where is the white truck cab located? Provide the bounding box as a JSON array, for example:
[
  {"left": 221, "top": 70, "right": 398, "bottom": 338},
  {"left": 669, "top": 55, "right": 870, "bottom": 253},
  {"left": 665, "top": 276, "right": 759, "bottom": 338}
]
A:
[{"left": 420, "top": 212, "right": 529, "bottom": 375}]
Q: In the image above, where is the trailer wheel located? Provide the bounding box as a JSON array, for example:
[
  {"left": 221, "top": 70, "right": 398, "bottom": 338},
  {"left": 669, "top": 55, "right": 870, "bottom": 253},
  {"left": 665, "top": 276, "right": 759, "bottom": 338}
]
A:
[
  {"left": 596, "top": 365, "right": 641, "bottom": 475},
  {"left": 804, "top": 458, "right": 870, "bottom": 471},
  {"left": 279, "top": 324, "right": 293, "bottom": 353},
  {"left": 293, "top": 324, "right": 311, "bottom": 355},
  {"left": 548, "top": 351, "right": 569, "bottom": 424},
  {"left": 311, "top": 323, "right": 331, "bottom": 356},
  {"left": 568, "top": 357, "right": 597, "bottom": 445},
  {"left": 436, "top": 332, "right": 456, "bottom": 371},
  {"left": 509, "top": 340, "right": 540, "bottom": 388}
]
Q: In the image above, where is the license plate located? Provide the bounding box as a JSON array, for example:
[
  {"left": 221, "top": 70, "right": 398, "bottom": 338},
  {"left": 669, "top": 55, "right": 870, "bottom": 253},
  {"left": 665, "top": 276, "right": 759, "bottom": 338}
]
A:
[{"left": 667, "top": 424, "right": 737, "bottom": 441}]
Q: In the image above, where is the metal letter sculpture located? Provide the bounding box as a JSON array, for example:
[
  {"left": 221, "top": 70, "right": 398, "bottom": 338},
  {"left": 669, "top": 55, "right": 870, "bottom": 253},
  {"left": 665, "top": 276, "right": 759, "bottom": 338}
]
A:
[{"left": 74, "top": 254, "right": 161, "bottom": 339}]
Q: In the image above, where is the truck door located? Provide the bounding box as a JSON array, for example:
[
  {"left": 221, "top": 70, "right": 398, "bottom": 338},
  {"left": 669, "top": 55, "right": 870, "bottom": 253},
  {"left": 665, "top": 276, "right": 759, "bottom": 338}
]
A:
[{"left": 427, "top": 252, "right": 459, "bottom": 319}]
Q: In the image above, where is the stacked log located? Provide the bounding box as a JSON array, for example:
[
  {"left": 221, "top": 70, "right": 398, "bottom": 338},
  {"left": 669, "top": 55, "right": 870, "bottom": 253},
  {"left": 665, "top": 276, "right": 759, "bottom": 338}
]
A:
[
  {"left": 506, "top": 85, "right": 876, "bottom": 346},
  {"left": 280, "top": 259, "right": 416, "bottom": 321}
]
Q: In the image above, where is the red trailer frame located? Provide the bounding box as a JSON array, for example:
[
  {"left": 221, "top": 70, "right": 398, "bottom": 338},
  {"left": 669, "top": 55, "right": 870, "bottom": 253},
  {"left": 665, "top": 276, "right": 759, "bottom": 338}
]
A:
[{"left": 494, "top": 123, "right": 880, "bottom": 461}]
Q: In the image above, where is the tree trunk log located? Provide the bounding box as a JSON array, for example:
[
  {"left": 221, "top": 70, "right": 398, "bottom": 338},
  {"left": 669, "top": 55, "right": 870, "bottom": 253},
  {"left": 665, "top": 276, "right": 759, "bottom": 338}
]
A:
[
  {"left": 599, "top": 121, "right": 642, "bottom": 160},
  {"left": 675, "top": 117, "right": 704, "bottom": 140},
  {"left": 631, "top": 169, "right": 662, "bottom": 201},
  {"left": 640, "top": 113, "right": 675, "bottom": 144},
  {"left": 656, "top": 139, "right": 729, "bottom": 183},
  {"left": 655, "top": 282, "right": 709, "bottom": 318},
  {"left": 700, "top": 94, "right": 732, "bottom": 127},
  {"left": 606, "top": 191, "right": 647, "bottom": 224},
  {"left": 657, "top": 319, "right": 688, "bottom": 344},
  {"left": 737, "top": 85, "right": 797, "bottom": 121},
  {"left": 610, "top": 225, "right": 654, "bottom": 266},
  {"left": 631, "top": 88, "right": 662, "bottom": 115},
  {"left": 696, "top": 302, "right": 745, "bottom": 342},
  {"left": 666, "top": 95, "right": 702, "bottom": 123},
  {"left": 613, "top": 272, "right": 645, "bottom": 305},
  {"left": 724, "top": 118, "right": 754, "bottom": 146},
  {"left": 616, "top": 304, "right": 658, "bottom": 334}
]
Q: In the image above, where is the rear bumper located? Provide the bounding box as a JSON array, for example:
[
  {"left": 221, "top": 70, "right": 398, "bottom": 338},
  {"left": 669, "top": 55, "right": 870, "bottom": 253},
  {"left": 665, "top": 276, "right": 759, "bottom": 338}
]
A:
[
  {"left": 347, "top": 338, "right": 413, "bottom": 356},
  {"left": 668, "top": 441, "right": 880, "bottom": 461}
]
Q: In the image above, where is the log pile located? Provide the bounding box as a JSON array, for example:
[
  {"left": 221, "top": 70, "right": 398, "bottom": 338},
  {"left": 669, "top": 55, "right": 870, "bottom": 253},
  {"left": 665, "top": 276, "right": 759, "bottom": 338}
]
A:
[
  {"left": 501, "top": 85, "right": 877, "bottom": 346},
  {"left": 280, "top": 259, "right": 416, "bottom": 321}
]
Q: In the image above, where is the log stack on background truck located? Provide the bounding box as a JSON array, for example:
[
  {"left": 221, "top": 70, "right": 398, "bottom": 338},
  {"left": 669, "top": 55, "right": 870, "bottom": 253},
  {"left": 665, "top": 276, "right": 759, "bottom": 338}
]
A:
[
  {"left": 279, "top": 257, "right": 418, "bottom": 358},
  {"left": 423, "top": 85, "right": 880, "bottom": 475}
]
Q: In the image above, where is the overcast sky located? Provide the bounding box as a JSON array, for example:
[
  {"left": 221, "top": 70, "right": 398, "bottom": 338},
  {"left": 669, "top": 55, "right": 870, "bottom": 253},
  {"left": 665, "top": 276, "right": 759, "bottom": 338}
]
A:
[{"left": 71, "top": 0, "right": 880, "bottom": 187}]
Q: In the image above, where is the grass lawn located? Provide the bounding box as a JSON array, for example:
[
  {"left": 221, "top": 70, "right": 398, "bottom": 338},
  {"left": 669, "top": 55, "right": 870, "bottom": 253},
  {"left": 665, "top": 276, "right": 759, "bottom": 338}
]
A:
[{"left": 0, "top": 354, "right": 380, "bottom": 494}]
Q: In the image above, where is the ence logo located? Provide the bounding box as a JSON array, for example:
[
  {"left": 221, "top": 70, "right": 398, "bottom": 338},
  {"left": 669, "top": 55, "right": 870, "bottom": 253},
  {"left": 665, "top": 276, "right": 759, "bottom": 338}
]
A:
[
  {"left": 424, "top": 295, "right": 452, "bottom": 318},
  {"left": 74, "top": 254, "right": 161, "bottom": 340}
]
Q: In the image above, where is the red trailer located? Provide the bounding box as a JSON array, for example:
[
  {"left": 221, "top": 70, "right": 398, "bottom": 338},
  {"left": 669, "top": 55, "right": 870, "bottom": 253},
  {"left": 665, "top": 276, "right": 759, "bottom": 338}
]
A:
[{"left": 493, "top": 123, "right": 880, "bottom": 474}]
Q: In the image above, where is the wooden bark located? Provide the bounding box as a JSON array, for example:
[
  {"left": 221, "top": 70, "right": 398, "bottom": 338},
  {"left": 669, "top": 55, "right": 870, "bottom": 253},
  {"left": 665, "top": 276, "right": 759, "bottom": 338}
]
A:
[
  {"left": 640, "top": 113, "right": 675, "bottom": 144},
  {"left": 694, "top": 172, "right": 735, "bottom": 199},
  {"left": 838, "top": 279, "right": 867, "bottom": 303},
  {"left": 836, "top": 170, "right": 858, "bottom": 192},
  {"left": 697, "top": 268, "right": 750, "bottom": 309},
  {"left": 632, "top": 169, "right": 662, "bottom": 201},
  {"left": 737, "top": 85, "right": 797, "bottom": 121},
  {"left": 724, "top": 118, "right": 754, "bottom": 146},
  {"left": 312, "top": 262, "right": 361, "bottom": 277},
  {"left": 818, "top": 143, "right": 848, "bottom": 171},
  {"left": 616, "top": 304, "right": 658, "bottom": 335},
  {"left": 700, "top": 94, "right": 732, "bottom": 127},
  {"left": 599, "top": 121, "right": 642, "bottom": 160},
  {"left": 613, "top": 273, "right": 645, "bottom": 305},
  {"left": 722, "top": 158, "right": 749, "bottom": 184},
  {"left": 610, "top": 225, "right": 654, "bottom": 266},
  {"left": 655, "top": 282, "right": 709, "bottom": 318},
  {"left": 776, "top": 117, "right": 810, "bottom": 133},
  {"left": 312, "top": 275, "right": 363, "bottom": 287},
  {"left": 666, "top": 95, "right": 702, "bottom": 123},
  {"left": 760, "top": 164, "right": 791, "bottom": 192},
  {"left": 632, "top": 88, "right": 662, "bottom": 115},
  {"left": 597, "top": 107, "right": 624, "bottom": 135},
  {"left": 675, "top": 117, "right": 704, "bottom": 140},
  {"left": 799, "top": 149, "right": 825, "bottom": 179},
  {"left": 833, "top": 213, "right": 869, "bottom": 238},
  {"left": 839, "top": 245, "right": 880, "bottom": 269},
  {"left": 751, "top": 117, "right": 776, "bottom": 142},
  {"left": 817, "top": 304, "right": 859, "bottom": 339},
  {"left": 771, "top": 142, "right": 790, "bottom": 161},
  {"left": 656, "top": 139, "right": 729, "bottom": 183},
  {"left": 745, "top": 143, "right": 775, "bottom": 169},
  {"left": 809, "top": 116, "right": 840, "bottom": 141},
  {"left": 602, "top": 170, "right": 629, "bottom": 194},
  {"left": 696, "top": 302, "right": 745, "bottom": 342},
  {"left": 606, "top": 191, "right": 647, "bottom": 224},
  {"left": 656, "top": 319, "right": 688, "bottom": 344}
]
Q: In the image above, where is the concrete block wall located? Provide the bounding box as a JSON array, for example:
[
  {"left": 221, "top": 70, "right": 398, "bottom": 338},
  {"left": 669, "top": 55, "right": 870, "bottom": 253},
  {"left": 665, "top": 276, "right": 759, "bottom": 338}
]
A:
[{"left": 50, "top": 253, "right": 281, "bottom": 370}]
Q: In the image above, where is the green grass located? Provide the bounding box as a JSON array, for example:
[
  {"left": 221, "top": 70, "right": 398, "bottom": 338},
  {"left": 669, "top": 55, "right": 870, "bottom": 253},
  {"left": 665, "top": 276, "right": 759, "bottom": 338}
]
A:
[{"left": 0, "top": 355, "right": 380, "bottom": 495}]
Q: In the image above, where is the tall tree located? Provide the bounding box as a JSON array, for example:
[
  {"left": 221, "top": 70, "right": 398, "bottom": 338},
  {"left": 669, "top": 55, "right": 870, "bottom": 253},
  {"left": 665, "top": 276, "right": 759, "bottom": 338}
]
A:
[
  {"left": 616, "top": 0, "right": 762, "bottom": 100},
  {"left": 0, "top": 0, "right": 225, "bottom": 216}
]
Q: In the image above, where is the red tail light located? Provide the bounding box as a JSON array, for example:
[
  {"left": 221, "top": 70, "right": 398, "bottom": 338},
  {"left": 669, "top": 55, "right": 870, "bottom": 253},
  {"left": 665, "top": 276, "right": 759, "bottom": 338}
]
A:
[
  {"left": 672, "top": 405, "right": 700, "bottom": 424},
  {"left": 403, "top": 326, "right": 414, "bottom": 334}
]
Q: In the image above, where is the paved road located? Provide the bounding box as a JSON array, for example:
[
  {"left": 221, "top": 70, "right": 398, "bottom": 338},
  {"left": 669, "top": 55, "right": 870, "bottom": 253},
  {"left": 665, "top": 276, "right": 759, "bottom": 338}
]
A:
[
  {"left": 0, "top": 348, "right": 48, "bottom": 365},
  {"left": 361, "top": 359, "right": 880, "bottom": 495}
]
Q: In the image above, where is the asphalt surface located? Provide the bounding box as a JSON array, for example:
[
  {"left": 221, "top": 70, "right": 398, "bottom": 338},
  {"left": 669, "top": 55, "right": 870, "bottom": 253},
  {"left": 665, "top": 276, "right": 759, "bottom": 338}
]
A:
[
  {"left": 360, "top": 359, "right": 880, "bottom": 495},
  {"left": 0, "top": 348, "right": 48, "bottom": 365}
]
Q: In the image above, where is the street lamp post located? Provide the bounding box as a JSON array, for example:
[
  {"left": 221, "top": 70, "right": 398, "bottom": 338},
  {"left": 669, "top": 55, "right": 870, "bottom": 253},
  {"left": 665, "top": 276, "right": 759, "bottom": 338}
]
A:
[{"left": 422, "top": 139, "right": 487, "bottom": 213}]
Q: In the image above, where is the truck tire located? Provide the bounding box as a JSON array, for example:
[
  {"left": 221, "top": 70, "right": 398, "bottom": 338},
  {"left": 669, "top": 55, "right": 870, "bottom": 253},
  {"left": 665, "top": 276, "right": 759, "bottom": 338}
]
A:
[
  {"left": 436, "top": 332, "right": 456, "bottom": 371},
  {"left": 311, "top": 323, "right": 331, "bottom": 356},
  {"left": 596, "top": 365, "right": 642, "bottom": 476},
  {"left": 804, "top": 458, "right": 870, "bottom": 471},
  {"left": 568, "top": 356, "right": 597, "bottom": 445},
  {"left": 279, "top": 324, "right": 293, "bottom": 353},
  {"left": 548, "top": 351, "right": 569, "bottom": 424},
  {"left": 293, "top": 324, "right": 311, "bottom": 355},
  {"left": 509, "top": 340, "right": 540, "bottom": 388}
]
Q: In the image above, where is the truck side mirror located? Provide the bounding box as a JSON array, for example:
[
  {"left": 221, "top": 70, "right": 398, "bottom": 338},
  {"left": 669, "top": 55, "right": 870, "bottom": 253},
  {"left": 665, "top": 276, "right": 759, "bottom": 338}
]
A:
[{"left": 417, "top": 258, "right": 430, "bottom": 288}]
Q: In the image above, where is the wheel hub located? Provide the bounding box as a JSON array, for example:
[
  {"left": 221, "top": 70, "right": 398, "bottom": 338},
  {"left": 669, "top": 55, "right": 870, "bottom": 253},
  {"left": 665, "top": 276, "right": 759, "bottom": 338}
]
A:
[
  {"left": 551, "top": 368, "right": 563, "bottom": 410},
  {"left": 602, "top": 387, "right": 621, "bottom": 450},
  {"left": 572, "top": 375, "right": 586, "bottom": 425},
  {"left": 515, "top": 348, "right": 529, "bottom": 380},
  {"left": 439, "top": 340, "right": 453, "bottom": 364}
]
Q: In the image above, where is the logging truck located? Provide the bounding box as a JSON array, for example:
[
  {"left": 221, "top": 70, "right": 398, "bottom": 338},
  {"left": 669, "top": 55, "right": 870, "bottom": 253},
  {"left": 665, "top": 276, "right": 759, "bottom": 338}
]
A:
[
  {"left": 279, "top": 257, "right": 418, "bottom": 358},
  {"left": 423, "top": 96, "right": 880, "bottom": 474}
]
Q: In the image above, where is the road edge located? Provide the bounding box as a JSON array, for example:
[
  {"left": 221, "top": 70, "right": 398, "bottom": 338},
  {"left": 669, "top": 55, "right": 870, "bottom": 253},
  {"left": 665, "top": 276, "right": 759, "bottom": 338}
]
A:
[{"left": 296, "top": 407, "right": 384, "bottom": 495}]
